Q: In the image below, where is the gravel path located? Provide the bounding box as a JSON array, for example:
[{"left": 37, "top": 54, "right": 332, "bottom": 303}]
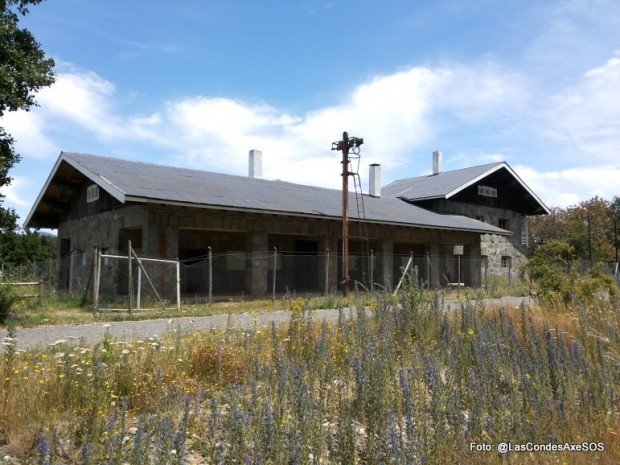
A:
[{"left": 5, "top": 296, "right": 531, "bottom": 351}]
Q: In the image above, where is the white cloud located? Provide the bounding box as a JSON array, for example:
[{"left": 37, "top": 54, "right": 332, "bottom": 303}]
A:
[
  {"left": 2, "top": 62, "right": 528, "bottom": 183},
  {"left": 516, "top": 164, "right": 620, "bottom": 208},
  {"left": 0, "top": 175, "right": 31, "bottom": 208},
  {"left": 0, "top": 111, "right": 55, "bottom": 159},
  {"left": 3, "top": 56, "right": 618, "bottom": 221},
  {"left": 544, "top": 52, "right": 620, "bottom": 161}
]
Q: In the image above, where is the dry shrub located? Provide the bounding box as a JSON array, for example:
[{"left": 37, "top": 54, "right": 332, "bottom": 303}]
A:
[{"left": 189, "top": 342, "right": 250, "bottom": 385}]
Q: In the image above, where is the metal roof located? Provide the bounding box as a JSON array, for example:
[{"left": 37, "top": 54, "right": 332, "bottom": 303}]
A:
[
  {"left": 383, "top": 162, "right": 550, "bottom": 214},
  {"left": 26, "top": 152, "right": 509, "bottom": 235},
  {"left": 383, "top": 162, "right": 504, "bottom": 199}
]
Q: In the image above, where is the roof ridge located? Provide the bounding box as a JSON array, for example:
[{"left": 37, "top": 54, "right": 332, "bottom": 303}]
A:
[
  {"left": 61, "top": 151, "right": 378, "bottom": 198},
  {"left": 386, "top": 161, "right": 505, "bottom": 186}
]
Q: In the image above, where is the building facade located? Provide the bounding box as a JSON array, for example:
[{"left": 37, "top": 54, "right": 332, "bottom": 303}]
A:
[{"left": 26, "top": 151, "right": 546, "bottom": 297}]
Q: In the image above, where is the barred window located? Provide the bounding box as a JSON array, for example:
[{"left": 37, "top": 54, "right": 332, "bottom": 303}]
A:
[{"left": 501, "top": 256, "right": 511, "bottom": 268}]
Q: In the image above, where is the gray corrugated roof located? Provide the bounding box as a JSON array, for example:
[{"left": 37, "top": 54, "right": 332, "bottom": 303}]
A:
[
  {"left": 383, "top": 162, "right": 503, "bottom": 200},
  {"left": 28, "top": 152, "right": 509, "bottom": 235}
]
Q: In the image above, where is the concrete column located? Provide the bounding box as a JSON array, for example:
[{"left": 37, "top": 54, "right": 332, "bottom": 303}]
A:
[
  {"left": 246, "top": 232, "right": 268, "bottom": 296},
  {"left": 430, "top": 243, "right": 441, "bottom": 288},
  {"left": 466, "top": 243, "right": 482, "bottom": 287},
  {"left": 381, "top": 241, "right": 393, "bottom": 290},
  {"left": 320, "top": 235, "right": 338, "bottom": 293}
]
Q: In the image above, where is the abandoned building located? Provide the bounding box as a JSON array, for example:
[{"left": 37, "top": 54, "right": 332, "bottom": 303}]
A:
[{"left": 25, "top": 150, "right": 548, "bottom": 297}]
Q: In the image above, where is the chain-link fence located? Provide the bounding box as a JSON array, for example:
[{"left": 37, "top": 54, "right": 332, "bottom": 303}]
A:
[
  {"left": 2, "top": 252, "right": 618, "bottom": 304},
  {"left": 94, "top": 252, "right": 179, "bottom": 311}
]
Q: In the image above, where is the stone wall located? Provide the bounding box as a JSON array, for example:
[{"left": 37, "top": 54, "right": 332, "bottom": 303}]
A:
[{"left": 421, "top": 199, "right": 528, "bottom": 277}]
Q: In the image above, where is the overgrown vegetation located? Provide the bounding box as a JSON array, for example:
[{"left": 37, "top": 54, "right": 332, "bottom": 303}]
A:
[
  {"left": 1, "top": 283, "right": 617, "bottom": 463},
  {"left": 0, "top": 283, "right": 17, "bottom": 324},
  {"left": 522, "top": 240, "right": 618, "bottom": 303}
]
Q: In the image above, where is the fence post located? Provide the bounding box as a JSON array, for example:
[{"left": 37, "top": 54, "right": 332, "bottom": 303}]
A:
[
  {"left": 93, "top": 248, "right": 101, "bottom": 314},
  {"left": 137, "top": 266, "right": 142, "bottom": 311},
  {"left": 208, "top": 246, "right": 213, "bottom": 303},
  {"left": 128, "top": 240, "right": 133, "bottom": 314},
  {"left": 325, "top": 248, "right": 330, "bottom": 296},
  {"left": 47, "top": 258, "right": 52, "bottom": 289},
  {"left": 69, "top": 251, "right": 74, "bottom": 294},
  {"left": 370, "top": 249, "right": 374, "bottom": 292},
  {"left": 272, "top": 247, "right": 277, "bottom": 301},
  {"left": 508, "top": 259, "right": 512, "bottom": 287},
  {"left": 457, "top": 254, "right": 461, "bottom": 297},
  {"left": 426, "top": 252, "right": 431, "bottom": 290},
  {"left": 409, "top": 251, "right": 414, "bottom": 284},
  {"left": 91, "top": 246, "right": 98, "bottom": 307},
  {"left": 176, "top": 258, "right": 181, "bottom": 311}
]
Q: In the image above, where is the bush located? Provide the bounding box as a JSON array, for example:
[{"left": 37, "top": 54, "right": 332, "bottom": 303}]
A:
[
  {"left": 0, "top": 283, "right": 18, "bottom": 324},
  {"left": 576, "top": 263, "right": 618, "bottom": 301}
]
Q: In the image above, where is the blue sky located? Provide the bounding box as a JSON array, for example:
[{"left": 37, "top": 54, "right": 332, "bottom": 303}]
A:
[{"left": 1, "top": 0, "right": 619, "bottom": 226}]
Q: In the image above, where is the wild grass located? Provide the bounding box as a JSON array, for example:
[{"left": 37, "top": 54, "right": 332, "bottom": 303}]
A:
[
  {"left": 1, "top": 283, "right": 618, "bottom": 463},
  {"left": 6, "top": 292, "right": 369, "bottom": 328}
]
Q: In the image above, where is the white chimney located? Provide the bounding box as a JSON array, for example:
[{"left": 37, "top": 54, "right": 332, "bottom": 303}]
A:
[
  {"left": 249, "top": 149, "right": 262, "bottom": 178},
  {"left": 369, "top": 163, "right": 381, "bottom": 197},
  {"left": 432, "top": 150, "right": 443, "bottom": 175}
]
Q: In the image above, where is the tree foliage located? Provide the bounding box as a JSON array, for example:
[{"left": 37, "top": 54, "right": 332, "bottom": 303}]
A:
[
  {"left": 0, "top": 0, "right": 55, "bottom": 225},
  {"left": 522, "top": 240, "right": 617, "bottom": 303},
  {"left": 0, "top": 228, "right": 56, "bottom": 264},
  {"left": 529, "top": 196, "right": 619, "bottom": 261}
]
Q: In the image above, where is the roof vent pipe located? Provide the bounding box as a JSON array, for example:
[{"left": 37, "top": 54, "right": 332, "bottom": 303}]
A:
[
  {"left": 249, "top": 149, "right": 262, "bottom": 178},
  {"left": 432, "top": 150, "right": 443, "bottom": 175},
  {"left": 369, "top": 163, "right": 381, "bottom": 197}
]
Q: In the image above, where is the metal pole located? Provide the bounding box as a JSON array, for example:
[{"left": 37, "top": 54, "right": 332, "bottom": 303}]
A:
[
  {"left": 176, "top": 258, "right": 181, "bottom": 311},
  {"left": 128, "top": 240, "right": 133, "bottom": 313},
  {"left": 409, "top": 251, "right": 414, "bottom": 285},
  {"left": 93, "top": 249, "right": 101, "bottom": 314},
  {"left": 370, "top": 249, "right": 374, "bottom": 291},
  {"left": 457, "top": 255, "right": 461, "bottom": 297},
  {"left": 272, "top": 247, "right": 277, "bottom": 301},
  {"left": 325, "top": 248, "right": 330, "bottom": 295},
  {"left": 208, "top": 246, "right": 213, "bottom": 303},
  {"left": 69, "top": 251, "right": 74, "bottom": 294},
  {"left": 341, "top": 131, "right": 350, "bottom": 293},
  {"left": 47, "top": 258, "right": 52, "bottom": 289},
  {"left": 91, "top": 245, "right": 98, "bottom": 306},
  {"left": 137, "top": 266, "right": 142, "bottom": 311},
  {"left": 426, "top": 252, "right": 431, "bottom": 290}
]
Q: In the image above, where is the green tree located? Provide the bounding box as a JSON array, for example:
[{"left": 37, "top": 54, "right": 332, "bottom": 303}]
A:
[
  {"left": 0, "top": 228, "right": 56, "bottom": 264},
  {"left": 529, "top": 196, "right": 619, "bottom": 261},
  {"left": 1, "top": 0, "right": 55, "bottom": 227}
]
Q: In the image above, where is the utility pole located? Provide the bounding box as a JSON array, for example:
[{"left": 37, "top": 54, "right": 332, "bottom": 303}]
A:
[{"left": 332, "top": 131, "right": 363, "bottom": 294}]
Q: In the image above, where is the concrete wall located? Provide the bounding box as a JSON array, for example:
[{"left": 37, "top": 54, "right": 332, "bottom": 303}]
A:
[{"left": 58, "top": 201, "right": 485, "bottom": 295}]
